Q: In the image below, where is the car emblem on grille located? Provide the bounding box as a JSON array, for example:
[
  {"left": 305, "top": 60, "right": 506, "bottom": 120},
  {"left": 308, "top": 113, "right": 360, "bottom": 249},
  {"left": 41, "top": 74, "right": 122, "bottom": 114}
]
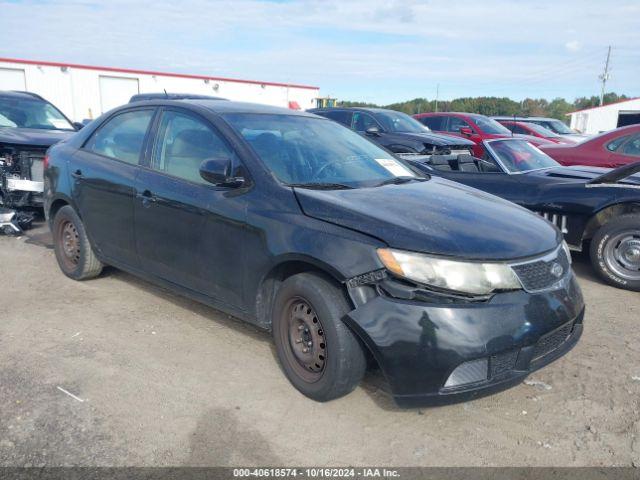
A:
[{"left": 550, "top": 262, "right": 564, "bottom": 278}]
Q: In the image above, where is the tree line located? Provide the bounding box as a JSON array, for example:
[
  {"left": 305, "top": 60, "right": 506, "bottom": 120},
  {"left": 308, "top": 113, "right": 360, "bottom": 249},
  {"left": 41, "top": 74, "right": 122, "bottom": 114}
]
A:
[{"left": 338, "top": 93, "right": 631, "bottom": 122}]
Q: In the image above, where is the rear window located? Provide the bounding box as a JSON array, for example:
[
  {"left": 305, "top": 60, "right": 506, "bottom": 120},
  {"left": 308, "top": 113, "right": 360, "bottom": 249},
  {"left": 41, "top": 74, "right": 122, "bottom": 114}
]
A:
[{"left": 85, "top": 109, "right": 154, "bottom": 164}]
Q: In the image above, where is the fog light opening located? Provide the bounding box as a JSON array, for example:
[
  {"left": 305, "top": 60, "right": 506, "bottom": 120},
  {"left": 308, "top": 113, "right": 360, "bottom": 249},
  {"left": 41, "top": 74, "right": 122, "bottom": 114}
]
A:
[{"left": 444, "top": 358, "right": 488, "bottom": 388}]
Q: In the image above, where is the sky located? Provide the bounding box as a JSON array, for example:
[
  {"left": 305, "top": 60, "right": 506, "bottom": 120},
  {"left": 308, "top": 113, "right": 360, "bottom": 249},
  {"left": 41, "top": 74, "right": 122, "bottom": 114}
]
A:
[{"left": 1, "top": 0, "right": 639, "bottom": 104}]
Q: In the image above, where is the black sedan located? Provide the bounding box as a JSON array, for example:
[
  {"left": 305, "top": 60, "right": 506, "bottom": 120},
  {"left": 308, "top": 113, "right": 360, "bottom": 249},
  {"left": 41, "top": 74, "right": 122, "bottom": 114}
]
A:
[
  {"left": 44, "top": 101, "right": 583, "bottom": 407},
  {"left": 407, "top": 138, "right": 640, "bottom": 291},
  {"left": 309, "top": 106, "right": 474, "bottom": 158}
]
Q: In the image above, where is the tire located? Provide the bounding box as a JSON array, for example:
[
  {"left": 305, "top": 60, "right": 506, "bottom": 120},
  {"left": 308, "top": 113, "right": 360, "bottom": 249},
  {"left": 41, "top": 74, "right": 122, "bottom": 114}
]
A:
[
  {"left": 590, "top": 214, "right": 640, "bottom": 291},
  {"left": 272, "top": 272, "right": 366, "bottom": 402},
  {"left": 52, "top": 205, "right": 103, "bottom": 280}
]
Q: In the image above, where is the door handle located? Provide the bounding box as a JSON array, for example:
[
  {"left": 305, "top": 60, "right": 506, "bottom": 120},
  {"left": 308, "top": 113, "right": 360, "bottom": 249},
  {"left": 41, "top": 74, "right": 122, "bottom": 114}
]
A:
[
  {"left": 71, "top": 169, "right": 83, "bottom": 179},
  {"left": 138, "top": 189, "right": 157, "bottom": 206}
]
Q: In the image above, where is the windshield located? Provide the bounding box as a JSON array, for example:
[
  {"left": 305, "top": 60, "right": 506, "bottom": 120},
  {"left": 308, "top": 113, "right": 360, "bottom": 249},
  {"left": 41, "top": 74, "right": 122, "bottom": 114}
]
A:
[
  {"left": 224, "top": 114, "right": 419, "bottom": 188},
  {"left": 473, "top": 116, "right": 511, "bottom": 135},
  {"left": 535, "top": 119, "right": 573, "bottom": 135},
  {"left": 374, "top": 110, "right": 431, "bottom": 133},
  {"left": 521, "top": 122, "right": 560, "bottom": 137},
  {"left": 486, "top": 139, "right": 559, "bottom": 173},
  {"left": 0, "top": 97, "right": 74, "bottom": 131}
]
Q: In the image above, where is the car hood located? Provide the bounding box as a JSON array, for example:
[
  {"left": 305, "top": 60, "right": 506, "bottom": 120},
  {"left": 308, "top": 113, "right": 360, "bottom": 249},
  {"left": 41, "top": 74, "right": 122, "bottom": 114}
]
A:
[
  {"left": 388, "top": 131, "right": 475, "bottom": 148},
  {"left": 0, "top": 127, "right": 75, "bottom": 147},
  {"left": 539, "top": 165, "right": 640, "bottom": 186},
  {"left": 294, "top": 177, "right": 560, "bottom": 260}
]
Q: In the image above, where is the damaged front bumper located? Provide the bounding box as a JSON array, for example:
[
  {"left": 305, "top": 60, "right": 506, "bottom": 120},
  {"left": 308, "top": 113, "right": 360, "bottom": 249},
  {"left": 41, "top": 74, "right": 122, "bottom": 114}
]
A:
[
  {"left": 0, "top": 207, "right": 34, "bottom": 235},
  {"left": 343, "top": 272, "right": 584, "bottom": 408},
  {"left": 1, "top": 145, "right": 46, "bottom": 208}
]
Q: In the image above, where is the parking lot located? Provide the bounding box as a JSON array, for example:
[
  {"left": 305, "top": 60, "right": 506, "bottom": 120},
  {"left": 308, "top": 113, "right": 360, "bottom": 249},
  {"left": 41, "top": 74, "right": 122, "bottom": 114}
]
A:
[{"left": 1, "top": 220, "right": 639, "bottom": 467}]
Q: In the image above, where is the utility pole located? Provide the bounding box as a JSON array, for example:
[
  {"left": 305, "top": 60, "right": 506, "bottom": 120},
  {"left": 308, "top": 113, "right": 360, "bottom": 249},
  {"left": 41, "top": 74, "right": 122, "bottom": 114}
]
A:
[
  {"left": 599, "top": 46, "right": 612, "bottom": 106},
  {"left": 435, "top": 83, "right": 439, "bottom": 112}
]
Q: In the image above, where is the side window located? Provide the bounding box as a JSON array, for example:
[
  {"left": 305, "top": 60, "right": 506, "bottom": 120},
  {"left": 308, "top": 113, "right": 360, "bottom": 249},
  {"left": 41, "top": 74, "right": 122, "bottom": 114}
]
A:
[
  {"left": 621, "top": 135, "right": 640, "bottom": 157},
  {"left": 85, "top": 109, "right": 154, "bottom": 164},
  {"left": 447, "top": 116, "right": 472, "bottom": 133},
  {"left": 606, "top": 135, "right": 631, "bottom": 152},
  {"left": 152, "top": 110, "right": 236, "bottom": 185},
  {"left": 418, "top": 116, "right": 444, "bottom": 130},
  {"left": 322, "top": 110, "right": 353, "bottom": 127},
  {"left": 511, "top": 124, "right": 527, "bottom": 134},
  {"left": 352, "top": 112, "right": 379, "bottom": 132}
]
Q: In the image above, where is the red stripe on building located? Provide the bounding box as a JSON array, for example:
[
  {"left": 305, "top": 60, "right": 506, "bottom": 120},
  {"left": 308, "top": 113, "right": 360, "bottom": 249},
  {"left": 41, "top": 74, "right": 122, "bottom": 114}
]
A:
[{"left": 0, "top": 57, "right": 319, "bottom": 91}]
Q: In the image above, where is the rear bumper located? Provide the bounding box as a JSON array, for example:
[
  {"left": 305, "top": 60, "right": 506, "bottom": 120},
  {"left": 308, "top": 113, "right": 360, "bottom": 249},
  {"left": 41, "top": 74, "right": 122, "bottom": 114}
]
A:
[{"left": 344, "top": 273, "right": 584, "bottom": 407}]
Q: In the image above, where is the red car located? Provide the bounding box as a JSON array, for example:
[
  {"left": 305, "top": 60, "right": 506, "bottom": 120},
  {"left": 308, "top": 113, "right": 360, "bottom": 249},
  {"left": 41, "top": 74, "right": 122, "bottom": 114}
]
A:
[
  {"left": 540, "top": 124, "right": 640, "bottom": 168},
  {"left": 496, "top": 120, "right": 578, "bottom": 145},
  {"left": 413, "top": 112, "right": 553, "bottom": 157}
]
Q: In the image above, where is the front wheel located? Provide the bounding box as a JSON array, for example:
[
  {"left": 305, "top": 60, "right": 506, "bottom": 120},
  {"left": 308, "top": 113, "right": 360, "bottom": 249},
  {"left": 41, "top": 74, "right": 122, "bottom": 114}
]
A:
[
  {"left": 272, "top": 272, "right": 366, "bottom": 402},
  {"left": 52, "top": 205, "right": 103, "bottom": 280},
  {"left": 590, "top": 214, "right": 640, "bottom": 291}
]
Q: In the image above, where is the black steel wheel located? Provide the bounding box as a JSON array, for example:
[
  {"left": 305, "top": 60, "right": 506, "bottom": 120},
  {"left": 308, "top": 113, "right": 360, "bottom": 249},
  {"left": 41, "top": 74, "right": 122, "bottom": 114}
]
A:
[
  {"left": 272, "top": 272, "right": 366, "bottom": 402},
  {"left": 52, "top": 206, "right": 103, "bottom": 280},
  {"left": 280, "top": 297, "right": 327, "bottom": 383}
]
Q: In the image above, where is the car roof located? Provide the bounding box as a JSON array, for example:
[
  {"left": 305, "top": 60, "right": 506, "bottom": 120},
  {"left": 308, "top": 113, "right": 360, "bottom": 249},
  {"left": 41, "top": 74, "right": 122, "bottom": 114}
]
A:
[
  {"left": 311, "top": 107, "right": 396, "bottom": 114},
  {"left": 129, "top": 93, "right": 228, "bottom": 102},
  {"left": 417, "top": 112, "right": 485, "bottom": 118},
  {"left": 0, "top": 90, "right": 46, "bottom": 101},
  {"left": 493, "top": 116, "right": 557, "bottom": 122},
  {"left": 125, "top": 99, "right": 317, "bottom": 117}
]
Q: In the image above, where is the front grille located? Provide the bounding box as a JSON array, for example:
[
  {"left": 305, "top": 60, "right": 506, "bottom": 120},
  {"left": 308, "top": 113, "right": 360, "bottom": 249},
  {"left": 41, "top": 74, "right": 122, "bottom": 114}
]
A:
[
  {"left": 511, "top": 247, "right": 571, "bottom": 292},
  {"left": 533, "top": 322, "right": 574, "bottom": 360},
  {"left": 489, "top": 349, "right": 518, "bottom": 378}
]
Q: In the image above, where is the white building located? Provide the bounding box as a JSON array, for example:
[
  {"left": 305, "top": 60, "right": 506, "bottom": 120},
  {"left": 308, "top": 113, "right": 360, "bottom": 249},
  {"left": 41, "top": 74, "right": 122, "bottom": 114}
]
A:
[
  {"left": 568, "top": 97, "right": 640, "bottom": 134},
  {"left": 0, "top": 57, "right": 319, "bottom": 122}
]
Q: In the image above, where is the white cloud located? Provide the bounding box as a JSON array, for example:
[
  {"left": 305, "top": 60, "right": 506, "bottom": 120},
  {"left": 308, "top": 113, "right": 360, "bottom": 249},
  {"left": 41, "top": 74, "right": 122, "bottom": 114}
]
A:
[{"left": 565, "top": 40, "right": 582, "bottom": 52}]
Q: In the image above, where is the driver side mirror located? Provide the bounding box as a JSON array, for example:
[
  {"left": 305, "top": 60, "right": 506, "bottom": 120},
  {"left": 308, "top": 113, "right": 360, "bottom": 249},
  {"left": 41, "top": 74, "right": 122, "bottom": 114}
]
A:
[
  {"left": 365, "top": 126, "right": 382, "bottom": 136},
  {"left": 73, "top": 121, "right": 85, "bottom": 130},
  {"left": 199, "top": 157, "right": 244, "bottom": 187},
  {"left": 459, "top": 127, "right": 474, "bottom": 136}
]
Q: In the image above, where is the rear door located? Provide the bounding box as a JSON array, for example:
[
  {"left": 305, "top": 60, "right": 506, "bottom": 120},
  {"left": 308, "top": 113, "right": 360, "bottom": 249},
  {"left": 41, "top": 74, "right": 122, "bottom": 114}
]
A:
[
  {"left": 71, "top": 107, "right": 155, "bottom": 267},
  {"left": 134, "top": 107, "right": 248, "bottom": 308}
]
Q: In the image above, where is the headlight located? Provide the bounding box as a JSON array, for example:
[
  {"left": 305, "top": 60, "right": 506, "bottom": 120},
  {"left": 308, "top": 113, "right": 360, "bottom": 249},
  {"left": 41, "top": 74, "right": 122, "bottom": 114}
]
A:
[{"left": 377, "top": 248, "right": 522, "bottom": 295}]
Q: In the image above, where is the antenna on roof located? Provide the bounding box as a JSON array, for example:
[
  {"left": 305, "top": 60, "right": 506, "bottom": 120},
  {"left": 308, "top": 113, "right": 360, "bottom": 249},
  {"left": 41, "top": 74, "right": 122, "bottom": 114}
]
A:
[{"left": 164, "top": 89, "right": 169, "bottom": 98}]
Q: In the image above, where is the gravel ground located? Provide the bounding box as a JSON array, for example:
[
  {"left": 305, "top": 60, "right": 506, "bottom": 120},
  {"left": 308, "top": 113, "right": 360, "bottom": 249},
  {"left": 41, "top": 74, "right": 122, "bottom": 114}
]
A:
[{"left": 0, "top": 221, "right": 639, "bottom": 467}]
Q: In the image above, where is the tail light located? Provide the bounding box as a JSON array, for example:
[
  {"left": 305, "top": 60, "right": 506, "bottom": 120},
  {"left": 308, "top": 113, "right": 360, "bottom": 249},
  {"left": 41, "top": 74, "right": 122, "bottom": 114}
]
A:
[{"left": 43, "top": 155, "right": 49, "bottom": 170}]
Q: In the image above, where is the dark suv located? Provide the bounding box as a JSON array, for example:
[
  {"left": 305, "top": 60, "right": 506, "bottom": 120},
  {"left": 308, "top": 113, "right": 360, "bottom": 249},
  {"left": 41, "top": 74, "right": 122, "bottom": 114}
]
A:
[
  {"left": 310, "top": 107, "right": 474, "bottom": 159},
  {"left": 44, "top": 99, "right": 584, "bottom": 407},
  {"left": 0, "top": 91, "right": 79, "bottom": 209}
]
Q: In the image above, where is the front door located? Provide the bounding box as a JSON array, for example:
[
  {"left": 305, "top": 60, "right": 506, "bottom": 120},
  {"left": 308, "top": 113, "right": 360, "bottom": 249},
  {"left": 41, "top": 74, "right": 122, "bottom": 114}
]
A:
[
  {"left": 134, "top": 108, "right": 248, "bottom": 309},
  {"left": 71, "top": 108, "right": 155, "bottom": 267}
]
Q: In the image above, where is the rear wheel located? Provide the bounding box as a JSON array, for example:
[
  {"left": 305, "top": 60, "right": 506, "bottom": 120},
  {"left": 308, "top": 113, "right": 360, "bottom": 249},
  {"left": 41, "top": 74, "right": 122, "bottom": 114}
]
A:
[
  {"left": 272, "top": 272, "right": 366, "bottom": 402},
  {"left": 53, "top": 206, "right": 103, "bottom": 280},
  {"left": 590, "top": 214, "right": 640, "bottom": 291}
]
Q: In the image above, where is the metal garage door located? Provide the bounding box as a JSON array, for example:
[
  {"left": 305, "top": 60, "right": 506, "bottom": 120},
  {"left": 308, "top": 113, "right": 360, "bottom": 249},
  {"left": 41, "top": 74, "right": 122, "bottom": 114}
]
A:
[
  {"left": 617, "top": 111, "right": 640, "bottom": 128},
  {"left": 0, "top": 68, "right": 26, "bottom": 90},
  {"left": 99, "top": 76, "right": 139, "bottom": 113}
]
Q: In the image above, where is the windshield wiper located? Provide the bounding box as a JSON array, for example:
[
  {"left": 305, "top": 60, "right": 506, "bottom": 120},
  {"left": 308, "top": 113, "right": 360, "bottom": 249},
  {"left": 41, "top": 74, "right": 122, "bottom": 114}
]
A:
[
  {"left": 287, "top": 182, "right": 355, "bottom": 190},
  {"left": 374, "top": 176, "right": 426, "bottom": 187}
]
